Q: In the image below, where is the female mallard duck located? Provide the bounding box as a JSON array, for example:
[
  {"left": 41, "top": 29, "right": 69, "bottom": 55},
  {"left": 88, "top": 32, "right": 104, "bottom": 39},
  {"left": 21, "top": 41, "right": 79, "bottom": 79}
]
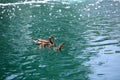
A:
[
  {"left": 34, "top": 36, "right": 56, "bottom": 48},
  {"left": 54, "top": 42, "right": 64, "bottom": 51}
]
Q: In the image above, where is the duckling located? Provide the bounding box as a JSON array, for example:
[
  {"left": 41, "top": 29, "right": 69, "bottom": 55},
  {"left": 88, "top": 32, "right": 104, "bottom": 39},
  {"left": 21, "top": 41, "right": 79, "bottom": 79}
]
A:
[{"left": 54, "top": 42, "right": 64, "bottom": 51}]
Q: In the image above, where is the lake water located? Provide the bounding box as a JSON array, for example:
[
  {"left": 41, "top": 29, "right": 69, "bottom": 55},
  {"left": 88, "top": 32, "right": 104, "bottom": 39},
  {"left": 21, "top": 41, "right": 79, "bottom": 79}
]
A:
[{"left": 0, "top": 0, "right": 120, "bottom": 80}]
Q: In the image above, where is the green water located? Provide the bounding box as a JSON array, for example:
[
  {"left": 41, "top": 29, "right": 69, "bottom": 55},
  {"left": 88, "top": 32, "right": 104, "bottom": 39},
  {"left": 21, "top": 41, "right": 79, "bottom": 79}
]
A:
[{"left": 0, "top": 0, "right": 120, "bottom": 80}]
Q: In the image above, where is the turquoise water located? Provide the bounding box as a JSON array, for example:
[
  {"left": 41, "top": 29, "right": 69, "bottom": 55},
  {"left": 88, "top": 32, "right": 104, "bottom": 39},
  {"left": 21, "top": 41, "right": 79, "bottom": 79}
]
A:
[{"left": 0, "top": 0, "right": 120, "bottom": 80}]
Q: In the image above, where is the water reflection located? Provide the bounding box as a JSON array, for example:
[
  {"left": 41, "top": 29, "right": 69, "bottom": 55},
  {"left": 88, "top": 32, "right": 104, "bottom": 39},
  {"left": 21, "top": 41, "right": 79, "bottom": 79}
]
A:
[{"left": 82, "top": 0, "right": 120, "bottom": 80}]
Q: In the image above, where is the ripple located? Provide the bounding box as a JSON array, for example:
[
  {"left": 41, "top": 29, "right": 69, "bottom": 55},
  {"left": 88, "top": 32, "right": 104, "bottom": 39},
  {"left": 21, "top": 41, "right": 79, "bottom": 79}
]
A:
[
  {"left": 5, "top": 74, "right": 18, "bottom": 80},
  {"left": 24, "top": 69, "right": 37, "bottom": 73},
  {"left": 0, "top": 1, "right": 48, "bottom": 6},
  {"left": 22, "top": 61, "right": 32, "bottom": 66},
  {"left": 38, "top": 64, "right": 47, "bottom": 68},
  {"left": 5, "top": 73, "right": 23, "bottom": 80},
  {"left": 89, "top": 39, "right": 119, "bottom": 47}
]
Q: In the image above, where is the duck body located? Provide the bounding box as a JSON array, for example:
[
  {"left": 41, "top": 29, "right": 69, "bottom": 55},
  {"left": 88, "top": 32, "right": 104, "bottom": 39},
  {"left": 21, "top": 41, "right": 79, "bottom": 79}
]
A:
[
  {"left": 34, "top": 36, "right": 56, "bottom": 48},
  {"left": 34, "top": 39, "right": 49, "bottom": 44}
]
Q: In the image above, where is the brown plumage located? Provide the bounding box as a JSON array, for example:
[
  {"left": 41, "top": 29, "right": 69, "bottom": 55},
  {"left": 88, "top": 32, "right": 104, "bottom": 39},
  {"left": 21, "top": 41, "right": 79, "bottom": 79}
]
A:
[
  {"left": 55, "top": 42, "right": 64, "bottom": 51},
  {"left": 34, "top": 36, "right": 56, "bottom": 48}
]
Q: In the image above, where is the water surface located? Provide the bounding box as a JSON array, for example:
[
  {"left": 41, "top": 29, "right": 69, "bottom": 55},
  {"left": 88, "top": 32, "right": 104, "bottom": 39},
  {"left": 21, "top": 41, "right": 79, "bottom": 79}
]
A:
[{"left": 0, "top": 0, "right": 120, "bottom": 80}]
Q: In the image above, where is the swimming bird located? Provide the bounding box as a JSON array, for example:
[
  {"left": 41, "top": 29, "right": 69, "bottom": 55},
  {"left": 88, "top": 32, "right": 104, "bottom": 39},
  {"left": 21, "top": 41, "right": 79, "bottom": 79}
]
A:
[
  {"left": 34, "top": 36, "right": 56, "bottom": 48},
  {"left": 54, "top": 42, "right": 64, "bottom": 51}
]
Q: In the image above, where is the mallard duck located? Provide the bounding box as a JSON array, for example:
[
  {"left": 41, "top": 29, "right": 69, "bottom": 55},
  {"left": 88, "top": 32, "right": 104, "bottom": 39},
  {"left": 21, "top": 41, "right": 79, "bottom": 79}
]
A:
[
  {"left": 54, "top": 42, "right": 64, "bottom": 51},
  {"left": 34, "top": 36, "right": 56, "bottom": 48}
]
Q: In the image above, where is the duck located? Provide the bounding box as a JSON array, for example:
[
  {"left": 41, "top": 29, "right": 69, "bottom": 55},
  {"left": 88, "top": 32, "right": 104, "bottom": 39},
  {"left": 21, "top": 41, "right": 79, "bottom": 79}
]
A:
[
  {"left": 54, "top": 42, "right": 64, "bottom": 51},
  {"left": 34, "top": 36, "right": 56, "bottom": 48}
]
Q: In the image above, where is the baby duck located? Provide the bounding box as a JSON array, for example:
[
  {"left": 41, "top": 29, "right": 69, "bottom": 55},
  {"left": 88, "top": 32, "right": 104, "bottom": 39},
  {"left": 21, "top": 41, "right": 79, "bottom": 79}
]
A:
[{"left": 55, "top": 42, "right": 64, "bottom": 51}]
